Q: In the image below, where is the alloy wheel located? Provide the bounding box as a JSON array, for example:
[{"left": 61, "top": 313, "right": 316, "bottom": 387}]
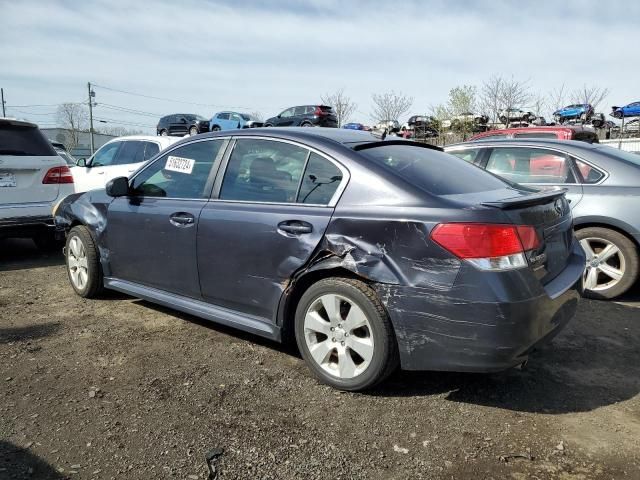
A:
[
  {"left": 580, "top": 237, "right": 626, "bottom": 292},
  {"left": 67, "top": 236, "right": 89, "bottom": 290},
  {"left": 303, "top": 294, "right": 374, "bottom": 379}
]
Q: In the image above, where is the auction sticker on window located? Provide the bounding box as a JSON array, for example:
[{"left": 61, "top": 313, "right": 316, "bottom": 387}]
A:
[{"left": 165, "top": 156, "right": 195, "bottom": 174}]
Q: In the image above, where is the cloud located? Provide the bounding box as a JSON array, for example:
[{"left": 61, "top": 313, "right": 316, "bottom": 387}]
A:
[{"left": 1, "top": 0, "right": 638, "bottom": 131}]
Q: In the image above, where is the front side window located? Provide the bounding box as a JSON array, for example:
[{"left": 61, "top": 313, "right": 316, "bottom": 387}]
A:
[
  {"left": 280, "top": 108, "right": 294, "bottom": 119},
  {"left": 298, "top": 153, "right": 343, "bottom": 204},
  {"left": 217, "top": 113, "right": 230, "bottom": 120},
  {"left": 219, "top": 139, "right": 308, "bottom": 203},
  {"left": 91, "top": 142, "right": 121, "bottom": 167},
  {"left": 486, "top": 147, "right": 575, "bottom": 184},
  {"left": 131, "top": 140, "right": 224, "bottom": 198},
  {"left": 113, "top": 141, "right": 144, "bottom": 165}
]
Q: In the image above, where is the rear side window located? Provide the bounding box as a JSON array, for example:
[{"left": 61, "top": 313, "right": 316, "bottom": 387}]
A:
[
  {"left": 358, "top": 145, "right": 508, "bottom": 195},
  {"left": 0, "top": 124, "right": 57, "bottom": 156},
  {"left": 219, "top": 139, "right": 308, "bottom": 203},
  {"left": 573, "top": 158, "right": 604, "bottom": 184},
  {"left": 142, "top": 142, "right": 160, "bottom": 161},
  {"left": 295, "top": 106, "right": 308, "bottom": 116},
  {"left": 217, "top": 113, "right": 230, "bottom": 120},
  {"left": 131, "top": 140, "right": 224, "bottom": 198},
  {"left": 486, "top": 147, "right": 576, "bottom": 184},
  {"left": 297, "top": 153, "right": 343, "bottom": 204}
]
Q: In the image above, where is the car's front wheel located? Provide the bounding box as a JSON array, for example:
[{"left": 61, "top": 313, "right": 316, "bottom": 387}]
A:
[
  {"left": 189, "top": 126, "right": 198, "bottom": 136},
  {"left": 211, "top": 125, "right": 221, "bottom": 131},
  {"left": 159, "top": 129, "right": 168, "bottom": 136},
  {"left": 295, "top": 278, "right": 398, "bottom": 391},
  {"left": 65, "top": 226, "right": 103, "bottom": 298},
  {"left": 576, "top": 227, "right": 639, "bottom": 299}
]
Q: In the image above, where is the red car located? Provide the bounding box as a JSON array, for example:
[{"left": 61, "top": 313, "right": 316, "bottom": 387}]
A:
[{"left": 469, "top": 126, "right": 599, "bottom": 144}]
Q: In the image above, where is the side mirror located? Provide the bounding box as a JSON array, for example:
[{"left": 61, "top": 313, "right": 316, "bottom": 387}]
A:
[
  {"left": 76, "top": 158, "right": 87, "bottom": 167},
  {"left": 106, "top": 176, "right": 130, "bottom": 197}
]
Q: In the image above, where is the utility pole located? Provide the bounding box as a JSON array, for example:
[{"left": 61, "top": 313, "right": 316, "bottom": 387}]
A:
[
  {"left": 1, "top": 88, "right": 6, "bottom": 117},
  {"left": 87, "top": 82, "right": 95, "bottom": 155}
]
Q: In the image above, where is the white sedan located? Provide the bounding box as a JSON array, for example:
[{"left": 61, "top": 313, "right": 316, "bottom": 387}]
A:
[{"left": 72, "top": 135, "right": 178, "bottom": 193}]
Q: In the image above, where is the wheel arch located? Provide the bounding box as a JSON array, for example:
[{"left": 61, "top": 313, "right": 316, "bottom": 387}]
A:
[{"left": 574, "top": 218, "right": 640, "bottom": 249}]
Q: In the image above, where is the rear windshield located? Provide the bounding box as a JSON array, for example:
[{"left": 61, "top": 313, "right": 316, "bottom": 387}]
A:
[
  {"left": 0, "top": 123, "right": 57, "bottom": 156},
  {"left": 358, "top": 145, "right": 509, "bottom": 195},
  {"left": 513, "top": 132, "right": 557, "bottom": 139}
]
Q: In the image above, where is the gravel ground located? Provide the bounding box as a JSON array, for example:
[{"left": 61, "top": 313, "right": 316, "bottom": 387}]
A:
[{"left": 1, "top": 238, "right": 639, "bottom": 480}]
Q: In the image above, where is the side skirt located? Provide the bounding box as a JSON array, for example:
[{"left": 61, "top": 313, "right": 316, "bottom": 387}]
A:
[{"left": 104, "top": 277, "right": 281, "bottom": 342}]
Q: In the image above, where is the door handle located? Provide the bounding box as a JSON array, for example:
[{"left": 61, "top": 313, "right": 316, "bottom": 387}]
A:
[
  {"left": 278, "top": 221, "right": 313, "bottom": 235},
  {"left": 169, "top": 212, "right": 195, "bottom": 227}
]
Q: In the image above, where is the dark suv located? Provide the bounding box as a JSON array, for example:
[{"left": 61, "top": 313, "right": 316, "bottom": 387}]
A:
[
  {"left": 157, "top": 114, "right": 210, "bottom": 137},
  {"left": 264, "top": 105, "right": 338, "bottom": 128}
]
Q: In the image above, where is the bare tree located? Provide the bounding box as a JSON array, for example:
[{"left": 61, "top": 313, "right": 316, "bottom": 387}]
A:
[
  {"left": 478, "top": 75, "right": 503, "bottom": 124},
  {"left": 321, "top": 88, "right": 357, "bottom": 127},
  {"left": 370, "top": 91, "right": 413, "bottom": 123},
  {"left": 571, "top": 84, "right": 610, "bottom": 110},
  {"left": 530, "top": 92, "right": 547, "bottom": 117},
  {"left": 547, "top": 83, "right": 566, "bottom": 115},
  {"left": 56, "top": 103, "right": 88, "bottom": 151},
  {"left": 479, "top": 75, "right": 531, "bottom": 124}
]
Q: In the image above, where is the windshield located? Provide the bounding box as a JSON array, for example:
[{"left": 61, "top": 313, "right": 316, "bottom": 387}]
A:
[{"left": 357, "top": 144, "right": 510, "bottom": 195}]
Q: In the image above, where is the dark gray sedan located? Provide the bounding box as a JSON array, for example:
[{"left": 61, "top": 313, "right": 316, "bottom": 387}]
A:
[
  {"left": 446, "top": 139, "right": 640, "bottom": 299},
  {"left": 54, "top": 129, "right": 583, "bottom": 391}
]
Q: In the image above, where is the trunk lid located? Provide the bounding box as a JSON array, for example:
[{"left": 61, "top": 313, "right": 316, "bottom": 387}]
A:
[{"left": 482, "top": 189, "right": 574, "bottom": 284}]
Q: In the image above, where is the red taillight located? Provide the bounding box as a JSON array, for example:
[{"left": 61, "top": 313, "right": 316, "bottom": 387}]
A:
[
  {"left": 315, "top": 106, "right": 329, "bottom": 116},
  {"left": 43, "top": 166, "right": 74, "bottom": 184},
  {"left": 431, "top": 222, "right": 541, "bottom": 258}
]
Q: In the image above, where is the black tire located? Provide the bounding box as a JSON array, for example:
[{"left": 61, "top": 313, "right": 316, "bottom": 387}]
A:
[
  {"left": 32, "top": 233, "right": 64, "bottom": 253},
  {"left": 65, "top": 225, "right": 103, "bottom": 298},
  {"left": 159, "top": 129, "right": 168, "bottom": 136},
  {"left": 294, "top": 277, "right": 399, "bottom": 391},
  {"left": 264, "top": 123, "right": 273, "bottom": 127},
  {"left": 188, "top": 126, "right": 198, "bottom": 136},
  {"left": 211, "top": 125, "right": 221, "bottom": 132},
  {"left": 498, "top": 116, "right": 507, "bottom": 125},
  {"left": 575, "top": 227, "right": 639, "bottom": 300},
  {"left": 300, "top": 122, "right": 313, "bottom": 127}
]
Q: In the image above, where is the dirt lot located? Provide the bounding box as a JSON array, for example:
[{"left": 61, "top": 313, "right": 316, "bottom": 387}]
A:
[{"left": 1, "top": 238, "right": 639, "bottom": 480}]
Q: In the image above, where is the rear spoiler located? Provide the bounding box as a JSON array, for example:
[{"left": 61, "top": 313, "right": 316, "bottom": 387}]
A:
[{"left": 482, "top": 188, "right": 567, "bottom": 209}]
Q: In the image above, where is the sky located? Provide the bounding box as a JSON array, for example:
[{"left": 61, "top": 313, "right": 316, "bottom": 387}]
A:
[{"left": 1, "top": 0, "right": 639, "bottom": 134}]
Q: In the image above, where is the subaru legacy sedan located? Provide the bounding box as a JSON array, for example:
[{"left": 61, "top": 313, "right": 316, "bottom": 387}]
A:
[{"left": 54, "top": 128, "right": 584, "bottom": 391}]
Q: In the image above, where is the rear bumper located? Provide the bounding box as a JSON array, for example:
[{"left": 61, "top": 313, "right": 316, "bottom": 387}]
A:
[
  {"left": 379, "top": 243, "right": 585, "bottom": 372},
  {"left": 0, "top": 214, "right": 56, "bottom": 239}
]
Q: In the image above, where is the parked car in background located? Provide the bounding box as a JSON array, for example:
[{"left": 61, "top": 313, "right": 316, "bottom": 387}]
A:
[
  {"left": 446, "top": 139, "right": 640, "bottom": 299},
  {"left": 157, "top": 114, "right": 210, "bottom": 136},
  {"left": 342, "top": 122, "right": 368, "bottom": 130},
  {"left": 264, "top": 105, "right": 338, "bottom": 127},
  {"left": 499, "top": 108, "right": 536, "bottom": 125},
  {"left": 451, "top": 112, "right": 489, "bottom": 127},
  {"left": 55, "top": 127, "right": 583, "bottom": 391},
  {"left": 50, "top": 141, "right": 77, "bottom": 166},
  {"left": 553, "top": 104, "right": 594, "bottom": 124},
  {"left": 72, "top": 136, "right": 178, "bottom": 193},
  {"left": 611, "top": 101, "right": 640, "bottom": 119},
  {"left": 0, "top": 118, "right": 74, "bottom": 250},
  {"left": 470, "top": 126, "right": 600, "bottom": 144},
  {"left": 209, "top": 112, "right": 263, "bottom": 131}
]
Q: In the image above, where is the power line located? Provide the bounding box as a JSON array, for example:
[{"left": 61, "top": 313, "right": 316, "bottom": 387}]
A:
[
  {"left": 93, "top": 116, "right": 156, "bottom": 128},
  {"left": 98, "top": 103, "right": 162, "bottom": 118},
  {"left": 92, "top": 82, "right": 255, "bottom": 111}
]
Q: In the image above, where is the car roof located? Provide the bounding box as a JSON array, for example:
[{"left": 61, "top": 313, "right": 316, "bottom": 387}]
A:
[
  {"left": 0, "top": 117, "right": 39, "bottom": 128},
  {"left": 190, "top": 127, "right": 384, "bottom": 146},
  {"left": 105, "top": 135, "right": 180, "bottom": 146}
]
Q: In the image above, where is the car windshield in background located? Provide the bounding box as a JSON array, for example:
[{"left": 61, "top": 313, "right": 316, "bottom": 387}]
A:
[
  {"left": 0, "top": 124, "right": 57, "bottom": 156},
  {"left": 241, "top": 114, "right": 253, "bottom": 121},
  {"left": 357, "top": 145, "right": 508, "bottom": 195}
]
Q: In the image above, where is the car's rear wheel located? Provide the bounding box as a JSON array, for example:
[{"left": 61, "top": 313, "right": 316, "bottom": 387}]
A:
[
  {"left": 576, "top": 227, "right": 639, "bottom": 299},
  {"left": 66, "top": 226, "right": 103, "bottom": 298},
  {"left": 264, "top": 123, "right": 273, "bottom": 127},
  {"left": 189, "top": 126, "right": 198, "bottom": 136},
  {"left": 301, "top": 122, "right": 313, "bottom": 127},
  {"left": 295, "top": 278, "right": 398, "bottom": 391},
  {"left": 159, "top": 129, "right": 168, "bottom": 136}
]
